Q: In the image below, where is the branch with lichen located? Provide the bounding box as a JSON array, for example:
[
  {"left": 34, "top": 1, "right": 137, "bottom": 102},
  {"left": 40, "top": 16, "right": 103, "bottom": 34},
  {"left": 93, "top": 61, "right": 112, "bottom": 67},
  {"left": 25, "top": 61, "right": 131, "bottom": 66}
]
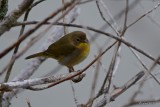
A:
[{"left": 0, "top": 72, "right": 78, "bottom": 91}]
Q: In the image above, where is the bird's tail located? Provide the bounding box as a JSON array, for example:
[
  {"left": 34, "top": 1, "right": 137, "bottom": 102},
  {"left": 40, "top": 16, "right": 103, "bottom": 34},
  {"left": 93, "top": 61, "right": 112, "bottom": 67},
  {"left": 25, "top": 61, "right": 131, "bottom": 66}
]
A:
[{"left": 25, "top": 52, "right": 46, "bottom": 59}]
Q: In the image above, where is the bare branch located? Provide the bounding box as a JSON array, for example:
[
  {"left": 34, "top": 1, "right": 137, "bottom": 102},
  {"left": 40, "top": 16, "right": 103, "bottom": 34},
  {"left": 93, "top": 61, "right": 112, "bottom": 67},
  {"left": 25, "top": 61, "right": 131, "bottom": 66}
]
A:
[
  {"left": 25, "top": 98, "right": 32, "bottom": 107},
  {"left": 94, "top": 71, "right": 145, "bottom": 107},
  {"left": 96, "top": 0, "right": 119, "bottom": 35},
  {"left": 0, "top": 72, "right": 78, "bottom": 91},
  {"left": 123, "top": 0, "right": 129, "bottom": 30},
  {"left": 123, "top": 99, "right": 160, "bottom": 107},
  {"left": 127, "top": 3, "right": 160, "bottom": 29}
]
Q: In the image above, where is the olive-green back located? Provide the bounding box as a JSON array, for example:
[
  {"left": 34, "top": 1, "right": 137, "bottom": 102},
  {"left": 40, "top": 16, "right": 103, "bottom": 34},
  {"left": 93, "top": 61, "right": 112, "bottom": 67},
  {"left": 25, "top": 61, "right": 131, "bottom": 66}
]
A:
[{"left": 45, "top": 33, "right": 76, "bottom": 60}]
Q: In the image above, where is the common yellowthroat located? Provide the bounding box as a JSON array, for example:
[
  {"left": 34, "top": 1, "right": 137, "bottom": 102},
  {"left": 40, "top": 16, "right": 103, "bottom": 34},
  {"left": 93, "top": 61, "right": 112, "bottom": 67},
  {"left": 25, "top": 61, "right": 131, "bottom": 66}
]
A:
[{"left": 26, "top": 31, "right": 90, "bottom": 70}]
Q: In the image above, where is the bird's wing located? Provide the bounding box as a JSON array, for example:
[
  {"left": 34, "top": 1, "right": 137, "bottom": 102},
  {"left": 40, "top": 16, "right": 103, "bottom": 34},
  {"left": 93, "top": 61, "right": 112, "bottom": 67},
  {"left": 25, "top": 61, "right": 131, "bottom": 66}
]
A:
[{"left": 46, "top": 37, "right": 76, "bottom": 59}]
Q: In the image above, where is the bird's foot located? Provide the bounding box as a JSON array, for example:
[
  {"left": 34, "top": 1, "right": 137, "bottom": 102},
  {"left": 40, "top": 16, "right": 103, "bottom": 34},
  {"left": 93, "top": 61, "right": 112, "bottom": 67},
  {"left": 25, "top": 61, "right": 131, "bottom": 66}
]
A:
[{"left": 72, "top": 73, "right": 86, "bottom": 83}]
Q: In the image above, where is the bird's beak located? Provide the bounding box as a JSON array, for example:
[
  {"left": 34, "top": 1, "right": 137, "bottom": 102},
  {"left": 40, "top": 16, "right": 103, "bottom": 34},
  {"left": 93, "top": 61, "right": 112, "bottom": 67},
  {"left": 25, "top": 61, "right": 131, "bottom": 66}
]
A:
[{"left": 84, "top": 39, "right": 89, "bottom": 43}]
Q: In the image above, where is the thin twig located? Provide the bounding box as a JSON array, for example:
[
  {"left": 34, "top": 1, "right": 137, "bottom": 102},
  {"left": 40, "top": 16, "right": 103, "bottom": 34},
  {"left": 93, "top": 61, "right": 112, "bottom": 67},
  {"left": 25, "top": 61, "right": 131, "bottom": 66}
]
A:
[
  {"left": 25, "top": 98, "right": 32, "bottom": 107},
  {"left": 62, "top": 0, "right": 68, "bottom": 35},
  {"left": 85, "top": 71, "right": 145, "bottom": 107},
  {"left": 139, "top": 2, "right": 160, "bottom": 29},
  {"left": 80, "top": 0, "right": 96, "bottom": 4},
  {"left": 87, "top": 43, "right": 104, "bottom": 107},
  {"left": 127, "top": 3, "right": 160, "bottom": 29},
  {"left": 70, "top": 81, "right": 79, "bottom": 106},
  {"left": 95, "top": 0, "right": 129, "bottom": 98},
  {"left": 98, "top": 42, "right": 120, "bottom": 96},
  {"left": 145, "top": 56, "right": 160, "bottom": 85},
  {"left": 131, "top": 49, "right": 160, "bottom": 85},
  {"left": 122, "top": 56, "right": 160, "bottom": 107},
  {"left": 123, "top": 0, "right": 129, "bottom": 30},
  {"left": 123, "top": 99, "right": 160, "bottom": 107},
  {"left": 96, "top": 0, "right": 119, "bottom": 35}
]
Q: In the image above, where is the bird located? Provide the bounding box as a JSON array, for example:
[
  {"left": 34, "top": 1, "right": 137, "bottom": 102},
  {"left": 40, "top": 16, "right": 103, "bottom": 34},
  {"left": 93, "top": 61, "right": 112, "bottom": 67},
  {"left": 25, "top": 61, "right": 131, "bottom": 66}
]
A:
[{"left": 25, "top": 31, "right": 90, "bottom": 72}]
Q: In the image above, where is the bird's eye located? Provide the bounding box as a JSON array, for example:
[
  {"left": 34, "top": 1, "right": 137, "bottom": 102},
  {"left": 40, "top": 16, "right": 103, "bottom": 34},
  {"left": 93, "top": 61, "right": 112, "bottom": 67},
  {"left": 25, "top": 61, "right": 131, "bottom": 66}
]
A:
[{"left": 76, "top": 38, "right": 80, "bottom": 42}]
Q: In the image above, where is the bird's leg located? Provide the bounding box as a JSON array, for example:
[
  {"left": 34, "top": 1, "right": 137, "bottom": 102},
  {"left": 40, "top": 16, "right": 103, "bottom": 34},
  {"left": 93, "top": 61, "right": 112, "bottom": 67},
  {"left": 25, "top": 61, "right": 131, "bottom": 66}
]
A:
[
  {"left": 68, "top": 66, "right": 86, "bottom": 83},
  {"left": 68, "top": 66, "right": 75, "bottom": 73}
]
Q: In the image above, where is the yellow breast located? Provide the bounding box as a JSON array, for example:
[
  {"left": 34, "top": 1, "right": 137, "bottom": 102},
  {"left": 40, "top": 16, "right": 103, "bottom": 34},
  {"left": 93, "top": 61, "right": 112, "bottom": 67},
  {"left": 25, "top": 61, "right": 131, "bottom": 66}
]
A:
[{"left": 59, "top": 43, "right": 90, "bottom": 67}]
